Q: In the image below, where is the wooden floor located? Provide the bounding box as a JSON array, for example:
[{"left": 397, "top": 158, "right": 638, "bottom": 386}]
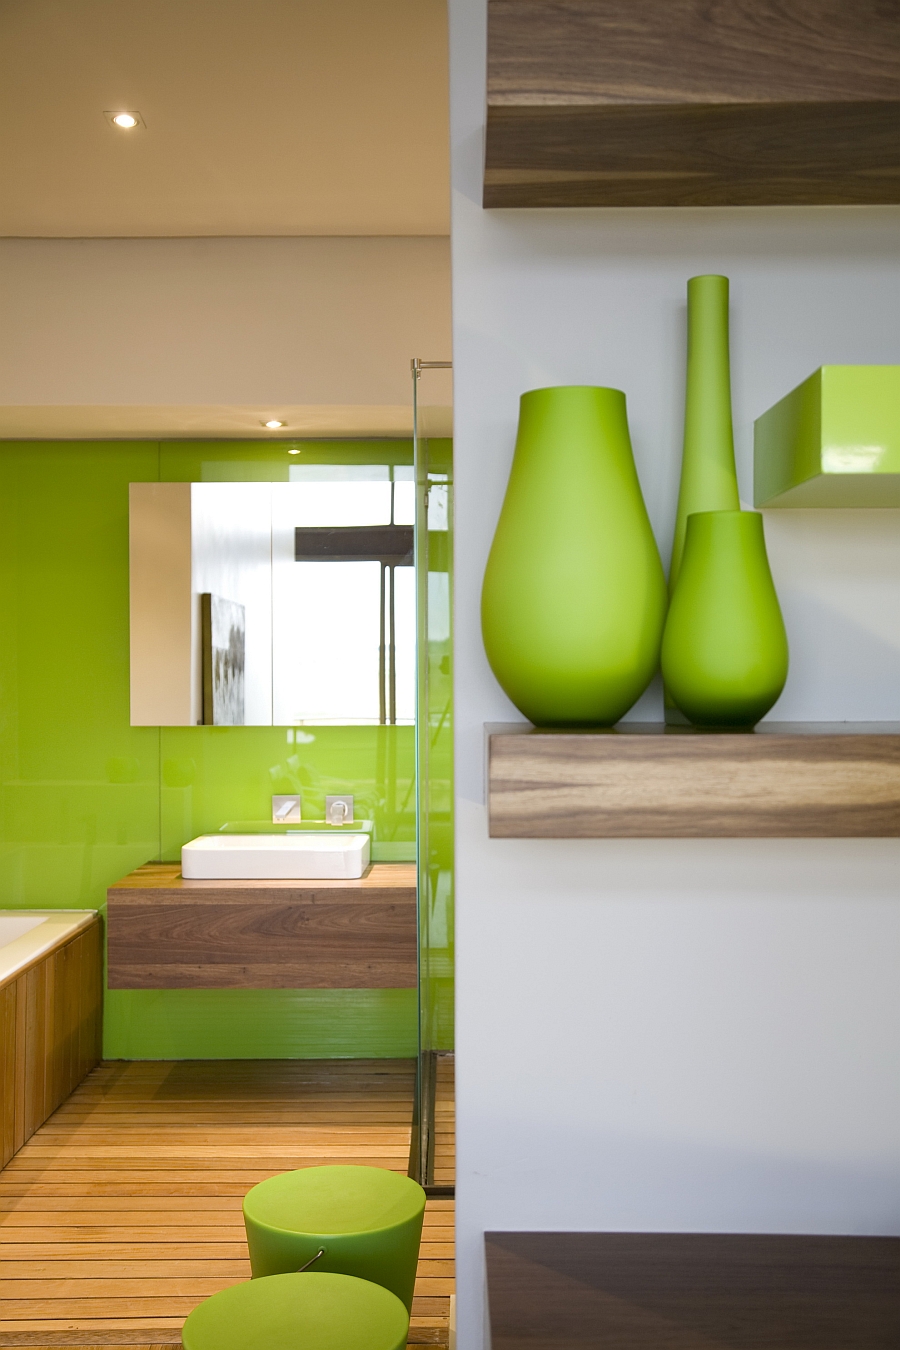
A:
[{"left": 0, "top": 1059, "right": 453, "bottom": 1348}]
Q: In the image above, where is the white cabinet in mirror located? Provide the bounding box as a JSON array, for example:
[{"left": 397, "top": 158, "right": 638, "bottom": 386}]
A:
[{"left": 129, "top": 466, "right": 415, "bottom": 727}]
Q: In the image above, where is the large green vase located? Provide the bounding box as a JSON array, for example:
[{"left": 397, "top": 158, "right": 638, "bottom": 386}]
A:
[
  {"left": 670, "top": 275, "right": 741, "bottom": 593},
  {"left": 661, "top": 510, "right": 789, "bottom": 728},
  {"left": 481, "top": 385, "right": 667, "bottom": 726}
]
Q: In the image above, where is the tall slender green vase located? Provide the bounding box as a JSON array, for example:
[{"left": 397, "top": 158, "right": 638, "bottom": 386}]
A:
[
  {"left": 665, "top": 273, "right": 742, "bottom": 722},
  {"left": 481, "top": 386, "right": 667, "bottom": 727},
  {"left": 670, "top": 275, "right": 741, "bottom": 593},
  {"left": 661, "top": 511, "right": 789, "bottom": 728}
]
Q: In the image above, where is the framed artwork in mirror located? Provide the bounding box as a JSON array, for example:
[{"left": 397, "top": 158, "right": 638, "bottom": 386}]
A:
[{"left": 201, "top": 594, "right": 245, "bottom": 726}]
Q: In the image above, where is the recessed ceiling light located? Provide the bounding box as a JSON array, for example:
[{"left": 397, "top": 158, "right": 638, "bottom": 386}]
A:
[
  {"left": 263, "top": 419, "right": 286, "bottom": 430},
  {"left": 104, "top": 110, "right": 146, "bottom": 130}
]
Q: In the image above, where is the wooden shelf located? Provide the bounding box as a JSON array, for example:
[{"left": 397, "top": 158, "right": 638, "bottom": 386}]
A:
[
  {"left": 486, "top": 723, "right": 900, "bottom": 838},
  {"left": 107, "top": 862, "right": 417, "bottom": 990},
  {"left": 485, "top": 0, "right": 900, "bottom": 209},
  {"left": 486, "top": 1232, "right": 900, "bottom": 1350}
]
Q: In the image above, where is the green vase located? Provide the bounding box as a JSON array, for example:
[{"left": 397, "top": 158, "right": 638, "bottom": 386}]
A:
[
  {"left": 670, "top": 275, "right": 741, "bottom": 593},
  {"left": 661, "top": 510, "right": 789, "bottom": 728},
  {"left": 481, "top": 385, "right": 667, "bottom": 727}
]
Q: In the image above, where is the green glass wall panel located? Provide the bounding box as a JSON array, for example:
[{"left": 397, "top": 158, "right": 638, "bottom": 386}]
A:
[
  {"left": 0, "top": 442, "right": 160, "bottom": 914},
  {"left": 0, "top": 438, "right": 424, "bottom": 1060},
  {"left": 159, "top": 725, "right": 415, "bottom": 861}
]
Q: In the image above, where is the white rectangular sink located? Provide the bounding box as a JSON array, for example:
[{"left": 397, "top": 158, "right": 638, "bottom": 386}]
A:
[{"left": 181, "top": 833, "right": 371, "bottom": 880}]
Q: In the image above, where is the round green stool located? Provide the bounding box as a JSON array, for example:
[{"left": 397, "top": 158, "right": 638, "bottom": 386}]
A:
[
  {"left": 181, "top": 1271, "right": 409, "bottom": 1350},
  {"left": 242, "top": 1165, "right": 426, "bottom": 1312}
]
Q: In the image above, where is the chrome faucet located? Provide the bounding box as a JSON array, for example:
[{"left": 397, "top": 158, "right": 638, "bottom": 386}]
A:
[{"left": 325, "top": 795, "right": 353, "bottom": 826}]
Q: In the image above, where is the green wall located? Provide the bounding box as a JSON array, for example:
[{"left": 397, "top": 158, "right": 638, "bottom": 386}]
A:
[{"left": 0, "top": 439, "right": 419, "bottom": 1059}]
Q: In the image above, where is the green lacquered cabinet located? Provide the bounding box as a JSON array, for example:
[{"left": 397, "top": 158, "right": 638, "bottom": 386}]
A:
[{"left": 754, "top": 366, "right": 900, "bottom": 507}]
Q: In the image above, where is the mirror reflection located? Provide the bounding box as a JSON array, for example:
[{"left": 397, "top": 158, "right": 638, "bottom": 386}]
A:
[{"left": 130, "top": 464, "right": 416, "bottom": 726}]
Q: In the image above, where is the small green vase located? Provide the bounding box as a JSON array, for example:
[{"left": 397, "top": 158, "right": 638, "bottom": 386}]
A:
[
  {"left": 661, "top": 510, "right": 789, "bottom": 728},
  {"left": 481, "top": 386, "right": 667, "bottom": 727}
]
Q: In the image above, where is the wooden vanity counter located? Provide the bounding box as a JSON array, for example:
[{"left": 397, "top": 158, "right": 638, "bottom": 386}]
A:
[{"left": 107, "top": 863, "right": 417, "bottom": 990}]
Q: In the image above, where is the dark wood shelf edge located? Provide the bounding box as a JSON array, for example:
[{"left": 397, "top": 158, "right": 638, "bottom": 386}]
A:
[
  {"left": 485, "top": 1, "right": 900, "bottom": 210},
  {"left": 486, "top": 1232, "right": 900, "bottom": 1350}
]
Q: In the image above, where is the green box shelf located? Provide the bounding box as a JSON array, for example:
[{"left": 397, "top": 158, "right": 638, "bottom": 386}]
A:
[{"left": 754, "top": 366, "right": 900, "bottom": 508}]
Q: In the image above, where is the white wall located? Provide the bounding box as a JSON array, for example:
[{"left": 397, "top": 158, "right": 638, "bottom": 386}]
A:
[
  {"left": 449, "top": 0, "right": 900, "bottom": 1345},
  {"left": 0, "top": 236, "right": 451, "bottom": 435}
]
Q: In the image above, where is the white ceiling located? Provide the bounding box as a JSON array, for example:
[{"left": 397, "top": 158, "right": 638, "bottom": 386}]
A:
[{"left": 0, "top": 0, "right": 450, "bottom": 237}]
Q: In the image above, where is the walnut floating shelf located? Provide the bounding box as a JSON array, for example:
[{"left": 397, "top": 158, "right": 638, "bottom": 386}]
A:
[
  {"left": 486, "top": 724, "right": 900, "bottom": 838},
  {"left": 485, "top": 0, "right": 900, "bottom": 208}
]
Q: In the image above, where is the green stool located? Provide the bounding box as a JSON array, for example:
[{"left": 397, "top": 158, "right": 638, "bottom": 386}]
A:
[
  {"left": 242, "top": 1165, "right": 426, "bottom": 1312},
  {"left": 181, "top": 1271, "right": 409, "bottom": 1350}
]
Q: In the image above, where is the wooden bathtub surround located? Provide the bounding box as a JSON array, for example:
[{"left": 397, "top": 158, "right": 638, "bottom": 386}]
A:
[
  {"left": 485, "top": 0, "right": 900, "bottom": 208},
  {"left": 1, "top": 918, "right": 102, "bottom": 1170},
  {"left": 106, "top": 863, "right": 418, "bottom": 990},
  {"left": 487, "top": 723, "right": 900, "bottom": 838},
  {"left": 485, "top": 1231, "right": 900, "bottom": 1350}
]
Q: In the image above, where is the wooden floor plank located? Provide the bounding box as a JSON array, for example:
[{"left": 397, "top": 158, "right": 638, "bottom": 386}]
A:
[
  {"left": 0, "top": 1227, "right": 249, "bottom": 1242},
  {"left": 1, "top": 1244, "right": 252, "bottom": 1260},
  {"left": 1, "top": 1262, "right": 253, "bottom": 1278},
  {"left": 0, "top": 1059, "right": 454, "bottom": 1347}
]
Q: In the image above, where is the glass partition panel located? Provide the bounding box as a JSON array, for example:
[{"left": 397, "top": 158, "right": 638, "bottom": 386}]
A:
[{"left": 412, "top": 361, "right": 454, "bottom": 1190}]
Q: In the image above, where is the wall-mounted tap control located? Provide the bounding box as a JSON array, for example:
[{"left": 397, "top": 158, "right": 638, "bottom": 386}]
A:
[
  {"left": 325, "top": 795, "right": 354, "bottom": 826},
  {"left": 272, "top": 795, "right": 301, "bottom": 824}
]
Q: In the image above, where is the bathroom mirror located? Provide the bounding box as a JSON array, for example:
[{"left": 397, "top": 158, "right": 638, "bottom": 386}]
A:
[{"left": 129, "top": 465, "right": 416, "bottom": 726}]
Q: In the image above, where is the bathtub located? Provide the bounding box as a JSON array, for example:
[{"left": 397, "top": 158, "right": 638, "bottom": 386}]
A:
[
  {"left": 1, "top": 909, "right": 102, "bottom": 1169},
  {"left": 0, "top": 910, "right": 97, "bottom": 984}
]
